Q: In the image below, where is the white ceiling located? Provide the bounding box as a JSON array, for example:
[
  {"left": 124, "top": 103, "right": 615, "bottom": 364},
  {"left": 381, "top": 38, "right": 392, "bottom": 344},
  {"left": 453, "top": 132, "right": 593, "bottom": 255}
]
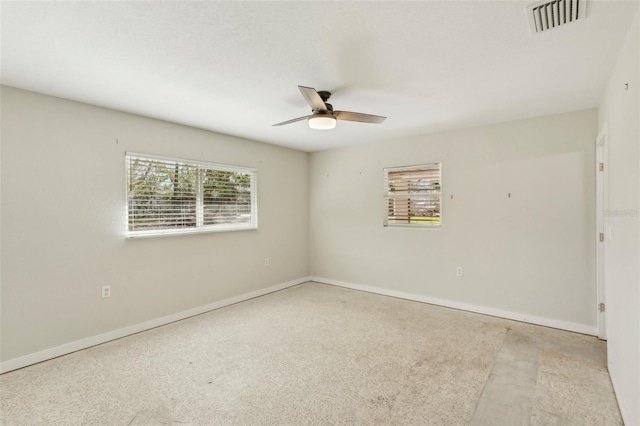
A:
[{"left": 1, "top": 1, "right": 638, "bottom": 152}]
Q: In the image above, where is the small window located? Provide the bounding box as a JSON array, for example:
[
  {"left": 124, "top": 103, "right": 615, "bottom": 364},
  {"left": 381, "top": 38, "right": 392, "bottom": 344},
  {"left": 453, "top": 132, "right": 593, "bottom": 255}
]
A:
[
  {"left": 384, "top": 163, "right": 441, "bottom": 227},
  {"left": 126, "top": 153, "right": 257, "bottom": 237}
]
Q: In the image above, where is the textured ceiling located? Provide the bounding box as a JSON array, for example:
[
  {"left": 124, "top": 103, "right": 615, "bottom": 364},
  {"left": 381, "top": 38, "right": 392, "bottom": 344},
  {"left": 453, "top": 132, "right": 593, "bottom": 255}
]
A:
[{"left": 1, "top": 1, "right": 638, "bottom": 151}]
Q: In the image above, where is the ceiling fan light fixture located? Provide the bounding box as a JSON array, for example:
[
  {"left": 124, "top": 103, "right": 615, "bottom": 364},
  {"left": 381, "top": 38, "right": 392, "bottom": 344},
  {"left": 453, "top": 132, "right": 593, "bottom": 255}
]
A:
[{"left": 308, "top": 115, "right": 337, "bottom": 130}]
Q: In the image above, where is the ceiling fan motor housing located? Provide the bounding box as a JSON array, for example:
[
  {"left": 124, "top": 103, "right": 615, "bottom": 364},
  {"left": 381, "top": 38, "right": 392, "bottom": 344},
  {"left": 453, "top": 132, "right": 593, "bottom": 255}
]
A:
[
  {"left": 320, "top": 103, "right": 334, "bottom": 113},
  {"left": 314, "top": 91, "right": 333, "bottom": 113},
  {"left": 317, "top": 90, "right": 332, "bottom": 102}
]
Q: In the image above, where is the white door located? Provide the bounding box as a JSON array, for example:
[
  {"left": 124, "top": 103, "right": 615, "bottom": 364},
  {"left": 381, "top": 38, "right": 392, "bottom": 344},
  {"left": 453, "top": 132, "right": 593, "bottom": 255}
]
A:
[{"left": 596, "top": 129, "right": 607, "bottom": 340}]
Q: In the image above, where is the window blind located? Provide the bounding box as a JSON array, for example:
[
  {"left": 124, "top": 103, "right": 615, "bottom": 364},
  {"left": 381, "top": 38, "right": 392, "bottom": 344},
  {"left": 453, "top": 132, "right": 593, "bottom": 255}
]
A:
[
  {"left": 384, "top": 164, "right": 441, "bottom": 227},
  {"left": 126, "top": 153, "right": 257, "bottom": 237}
]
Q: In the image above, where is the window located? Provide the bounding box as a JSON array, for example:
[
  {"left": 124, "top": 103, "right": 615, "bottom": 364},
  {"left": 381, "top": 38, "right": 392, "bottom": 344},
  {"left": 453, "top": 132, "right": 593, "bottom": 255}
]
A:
[
  {"left": 384, "top": 163, "right": 441, "bottom": 227},
  {"left": 126, "top": 153, "right": 257, "bottom": 237}
]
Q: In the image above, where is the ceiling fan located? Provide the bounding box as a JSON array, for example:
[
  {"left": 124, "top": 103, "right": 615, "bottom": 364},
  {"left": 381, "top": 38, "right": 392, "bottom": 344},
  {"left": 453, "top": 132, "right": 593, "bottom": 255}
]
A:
[{"left": 273, "top": 86, "right": 386, "bottom": 130}]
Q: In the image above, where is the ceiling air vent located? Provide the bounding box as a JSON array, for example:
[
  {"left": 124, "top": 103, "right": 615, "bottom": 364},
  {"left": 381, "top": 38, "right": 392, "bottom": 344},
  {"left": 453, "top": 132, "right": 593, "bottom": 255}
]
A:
[{"left": 526, "top": 0, "right": 587, "bottom": 34}]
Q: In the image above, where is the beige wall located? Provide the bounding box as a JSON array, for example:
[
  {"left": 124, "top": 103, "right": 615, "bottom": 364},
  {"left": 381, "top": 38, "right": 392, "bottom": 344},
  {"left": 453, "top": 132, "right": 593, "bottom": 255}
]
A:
[
  {"left": 0, "top": 86, "right": 309, "bottom": 361},
  {"left": 598, "top": 12, "right": 639, "bottom": 425},
  {"left": 310, "top": 109, "right": 597, "bottom": 328}
]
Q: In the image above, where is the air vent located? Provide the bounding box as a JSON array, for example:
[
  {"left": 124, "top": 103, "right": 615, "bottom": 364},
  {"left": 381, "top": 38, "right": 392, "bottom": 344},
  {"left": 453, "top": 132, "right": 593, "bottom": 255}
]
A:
[{"left": 527, "top": 0, "right": 587, "bottom": 34}]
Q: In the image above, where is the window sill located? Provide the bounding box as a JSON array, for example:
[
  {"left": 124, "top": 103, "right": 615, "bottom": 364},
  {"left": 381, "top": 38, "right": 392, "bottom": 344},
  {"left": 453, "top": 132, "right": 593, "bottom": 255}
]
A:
[
  {"left": 384, "top": 224, "right": 441, "bottom": 230},
  {"left": 126, "top": 224, "right": 258, "bottom": 239}
]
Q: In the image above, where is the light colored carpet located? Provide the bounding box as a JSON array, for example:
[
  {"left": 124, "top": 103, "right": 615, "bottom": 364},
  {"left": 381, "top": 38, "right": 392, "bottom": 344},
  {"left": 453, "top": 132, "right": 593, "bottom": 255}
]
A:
[{"left": 0, "top": 282, "right": 621, "bottom": 425}]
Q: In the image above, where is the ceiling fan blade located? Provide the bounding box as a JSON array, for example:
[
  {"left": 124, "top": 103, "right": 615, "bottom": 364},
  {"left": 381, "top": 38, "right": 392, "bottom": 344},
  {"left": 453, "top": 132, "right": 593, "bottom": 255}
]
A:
[
  {"left": 334, "top": 111, "right": 386, "bottom": 124},
  {"left": 272, "top": 115, "right": 312, "bottom": 126},
  {"left": 298, "top": 86, "right": 328, "bottom": 112}
]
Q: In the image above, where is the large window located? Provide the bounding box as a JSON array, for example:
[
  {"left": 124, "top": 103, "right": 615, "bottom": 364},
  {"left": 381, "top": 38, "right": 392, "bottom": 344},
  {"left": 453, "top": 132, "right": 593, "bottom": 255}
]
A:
[
  {"left": 126, "top": 153, "right": 257, "bottom": 237},
  {"left": 384, "top": 163, "right": 441, "bottom": 227}
]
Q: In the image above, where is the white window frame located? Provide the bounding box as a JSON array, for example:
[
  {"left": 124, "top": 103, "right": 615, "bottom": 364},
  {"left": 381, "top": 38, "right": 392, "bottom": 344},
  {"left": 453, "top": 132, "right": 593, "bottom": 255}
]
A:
[
  {"left": 125, "top": 152, "right": 257, "bottom": 238},
  {"left": 383, "top": 163, "right": 442, "bottom": 228}
]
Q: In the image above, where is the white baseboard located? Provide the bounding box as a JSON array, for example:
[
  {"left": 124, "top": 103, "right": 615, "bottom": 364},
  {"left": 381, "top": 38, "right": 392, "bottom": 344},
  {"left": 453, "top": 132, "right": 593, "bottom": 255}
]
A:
[
  {"left": 609, "top": 364, "right": 637, "bottom": 426},
  {"left": 1, "top": 277, "right": 310, "bottom": 374},
  {"left": 311, "top": 276, "right": 597, "bottom": 336}
]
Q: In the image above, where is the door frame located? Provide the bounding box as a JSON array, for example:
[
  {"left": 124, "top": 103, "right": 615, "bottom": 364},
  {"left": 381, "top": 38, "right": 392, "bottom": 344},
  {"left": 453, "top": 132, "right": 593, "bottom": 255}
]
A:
[{"left": 595, "top": 123, "right": 608, "bottom": 340}]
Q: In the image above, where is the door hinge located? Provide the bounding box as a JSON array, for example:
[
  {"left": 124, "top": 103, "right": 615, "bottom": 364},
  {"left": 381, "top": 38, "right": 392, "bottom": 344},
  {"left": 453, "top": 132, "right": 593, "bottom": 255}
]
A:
[
  {"left": 599, "top": 163, "right": 604, "bottom": 172},
  {"left": 599, "top": 233, "right": 605, "bottom": 242},
  {"left": 598, "top": 302, "right": 606, "bottom": 312}
]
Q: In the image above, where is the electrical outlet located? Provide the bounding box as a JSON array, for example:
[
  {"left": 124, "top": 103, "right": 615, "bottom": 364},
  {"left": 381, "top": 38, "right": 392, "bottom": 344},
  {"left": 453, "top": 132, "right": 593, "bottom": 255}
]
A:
[
  {"left": 264, "top": 258, "right": 269, "bottom": 267},
  {"left": 102, "top": 285, "right": 111, "bottom": 298},
  {"left": 456, "top": 267, "right": 464, "bottom": 277}
]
